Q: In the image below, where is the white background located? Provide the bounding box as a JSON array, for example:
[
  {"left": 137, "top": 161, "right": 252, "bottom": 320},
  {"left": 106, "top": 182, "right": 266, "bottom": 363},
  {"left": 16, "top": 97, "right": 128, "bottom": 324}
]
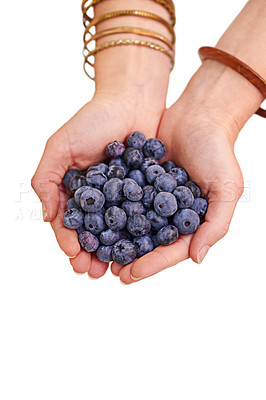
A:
[{"left": 1, "top": 0, "right": 266, "bottom": 399}]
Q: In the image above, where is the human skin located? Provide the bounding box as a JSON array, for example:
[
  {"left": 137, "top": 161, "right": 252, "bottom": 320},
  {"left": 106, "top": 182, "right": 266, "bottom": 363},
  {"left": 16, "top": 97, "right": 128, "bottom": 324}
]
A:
[
  {"left": 31, "top": 0, "right": 172, "bottom": 278},
  {"left": 32, "top": 0, "right": 265, "bottom": 282},
  {"left": 114, "top": 0, "right": 266, "bottom": 284}
]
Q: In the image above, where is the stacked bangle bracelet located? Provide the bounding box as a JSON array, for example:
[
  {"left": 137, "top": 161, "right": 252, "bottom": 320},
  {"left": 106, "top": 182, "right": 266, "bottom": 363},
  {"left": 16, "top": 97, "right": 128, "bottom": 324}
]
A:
[
  {"left": 81, "top": 1, "right": 176, "bottom": 80},
  {"left": 83, "top": 10, "right": 176, "bottom": 44},
  {"left": 84, "top": 27, "right": 174, "bottom": 50},
  {"left": 82, "top": 0, "right": 176, "bottom": 26}
]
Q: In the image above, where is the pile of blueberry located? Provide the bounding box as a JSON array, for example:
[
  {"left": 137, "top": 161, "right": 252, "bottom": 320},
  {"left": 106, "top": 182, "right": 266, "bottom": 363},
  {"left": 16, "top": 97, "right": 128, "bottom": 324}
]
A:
[{"left": 62, "top": 132, "right": 208, "bottom": 265}]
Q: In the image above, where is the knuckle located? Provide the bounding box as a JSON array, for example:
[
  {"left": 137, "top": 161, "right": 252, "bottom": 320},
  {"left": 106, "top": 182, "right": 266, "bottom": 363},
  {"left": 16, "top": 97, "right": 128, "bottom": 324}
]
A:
[
  {"left": 31, "top": 174, "right": 37, "bottom": 191},
  {"left": 45, "top": 134, "right": 56, "bottom": 149},
  {"left": 218, "top": 220, "right": 230, "bottom": 239}
]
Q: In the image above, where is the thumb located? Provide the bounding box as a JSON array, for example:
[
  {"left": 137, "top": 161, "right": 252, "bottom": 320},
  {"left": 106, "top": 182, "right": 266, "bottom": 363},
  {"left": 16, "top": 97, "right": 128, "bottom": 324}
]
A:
[{"left": 31, "top": 132, "right": 73, "bottom": 222}]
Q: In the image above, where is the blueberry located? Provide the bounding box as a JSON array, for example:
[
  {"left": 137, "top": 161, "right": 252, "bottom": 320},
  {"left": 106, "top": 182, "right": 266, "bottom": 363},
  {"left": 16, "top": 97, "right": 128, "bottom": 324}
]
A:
[
  {"left": 169, "top": 167, "right": 189, "bottom": 186},
  {"left": 122, "top": 200, "right": 145, "bottom": 217},
  {"left": 105, "top": 206, "right": 127, "bottom": 231},
  {"left": 128, "top": 169, "right": 146, "bottom": 187},
  {"left": 63, "top": 169, "right": 83, "bottom": 191},
  {"left": 106, "top": 141, "right": 125, "bottom": 158},
  {"left": 76, "top": 224, "right": 86, "bottom": 235},
  {"left": 123, "top": 147, "right": 144, "bottom": 169},
  {"left": 123, "top": 179, "right": 143, "bottom": 201},
  {"left": 133, "top": 236, "right": 154, "bottom": 257},
  {"left": 80, "top": 188, "right": 105, "bottom": 213},
  {"left": 143, "top": 138, "right": 166, "bottom": 160},
  {"left": 63, "top": 208, "right": 84, "bottom": 229},
  {"left": 127, "top": 214, "right": 151, "bottom": 237},
  {"left": 103, "top": 178, "right": 123, "bottom": 202},
  {"left": 105, "top": 200, "right": 121, "bottom": 209},
  {"left": 154, "top": 173, "right": 177, "bottom": 193},
  {"left": 74, "top": 186, "right": 91, "bottom": 207},
  {"left": 140, "top": 157, "right": 159, "bottom": 173},
  {"left": 78, "top": 231, "right": 99, "bottom": 252},
  {"left": 151, "top": 233, "right": 160, "bottom": 248},
  {"left": 119, "top": 229, "right": 132, "bottom": 241},
  {"left": 145, "top": 165, "right": 165, "bottom": 184},
  {"left": 87, "top": 162, "right": 108, "bottom": 175},
  {"left": 146, "top": 209, "right": 168, "bottom": 232},
  {"left": 86, "top": 170, "right": 107, "bottom": 189},
  {"left": 84, "top": 212, "right": 106, "bottom": 235},
  {"left": 99, "top": 207, "right": 106, "bottom": 215},
  {"left": 157, "top": 225, "right": 179, "bottom": 245},
  {"left": 112, "top": 240, "right": 137, "bottom": 265},
  {"left": 154, "top": 192, "right": 178, "bottom": 217},
  {"left": 66, "top": 197, "right": 80, "bottom": 211},
  {"left": 161, "top": 161, "right": 176, "bottom": 172},
  {"left": 99, "top": 229, "right": 120, "bottom": 246},
  {"left": 173, "top": 186, "right": 194, "bottom": 209},
  {"left": 184, "top": 180, "right": 201, "bottom": 198},
  {"left": 122, "top": 178, "right": 134, "bottom": 185},
  {"left": 96, "top": 245, "right": 113, "bottom": 262},
  {"left": 190, "top": 198, "right": 208, "bottom": 217},
  {"left": 106, "top": 165, "right": 126, "bottom": 180},
  {"left": 109, "top": 157, "right": 129, "bottom": 175},
  {"left": 127, "top": 131, "right": 146, "bottom": 149},
  {"left": 69, "top": 175, "right": 87, "bottom": 194},
  {"left": 173, "top": 209, "right": 200, "bottom": 235},
  {"left": 142, "top": 185, "right": 157, "bottom": 208}
]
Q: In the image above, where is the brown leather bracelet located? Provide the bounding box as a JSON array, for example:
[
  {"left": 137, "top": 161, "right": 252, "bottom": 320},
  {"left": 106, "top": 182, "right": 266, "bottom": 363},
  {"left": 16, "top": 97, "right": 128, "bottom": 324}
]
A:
[{"left": 198, "top": 46, "right": 266, "bottom": 118}]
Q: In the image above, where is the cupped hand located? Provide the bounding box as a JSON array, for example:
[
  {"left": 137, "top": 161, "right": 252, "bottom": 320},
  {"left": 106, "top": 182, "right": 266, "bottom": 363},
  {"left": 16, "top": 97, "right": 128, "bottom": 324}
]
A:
[
  {"left": 117, "top": 94, "right": 244, "bottom": 284},
  {"left": 31, "top": 92, "right": 164, "bottom": 278}
]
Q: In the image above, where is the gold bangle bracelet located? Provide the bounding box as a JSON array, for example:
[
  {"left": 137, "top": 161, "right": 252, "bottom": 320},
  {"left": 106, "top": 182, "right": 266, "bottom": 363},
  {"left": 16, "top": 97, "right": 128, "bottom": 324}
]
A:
[
  {"left": 82, "top": 0, "right": 176, "bottom": 26},
  {"left": 84, "top": 39, "right": 175, "bottom": 80},
  {"left": 84, "top": 26, "right": 174, "bottom": 51},
  {"left": 83, "top": 10, "right": 176, "bottom": 44}
]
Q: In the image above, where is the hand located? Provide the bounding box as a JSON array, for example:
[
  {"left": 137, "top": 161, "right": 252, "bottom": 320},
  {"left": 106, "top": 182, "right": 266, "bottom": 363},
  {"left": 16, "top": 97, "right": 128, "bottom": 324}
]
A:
[
  {"left": 115, "top": 0, "right": 266, "bottom": 284},
  {"left": 31, "top": 92, "right": 164, "bottom": 278},
  {"left": 116, "top": 64, "right": 246, "bottom": 284}
]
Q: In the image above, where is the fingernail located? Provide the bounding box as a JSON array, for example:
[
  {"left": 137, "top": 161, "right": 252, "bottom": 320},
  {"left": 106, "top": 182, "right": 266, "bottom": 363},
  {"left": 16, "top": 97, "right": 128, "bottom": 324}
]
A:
[
  {"left": 69, "top": 255, "right": 76, "bottom": 259},
  {"left": 197, "top": 245, "right": 210, "bottom": 264},
  {"left": 42, "top": 202, "right": 48, "bottom": 222},
  {"left": 130, "top": 274, "right": 142, "bottom": 281}
]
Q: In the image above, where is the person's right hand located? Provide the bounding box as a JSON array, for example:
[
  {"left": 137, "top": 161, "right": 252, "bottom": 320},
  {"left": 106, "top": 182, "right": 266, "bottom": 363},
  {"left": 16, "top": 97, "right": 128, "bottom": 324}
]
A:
[
  {"left": 31, "top": 91, "right": 164, "bottom": 278},
  {"left": 116, "top": 60, "right": 264, "bottom": 284}
]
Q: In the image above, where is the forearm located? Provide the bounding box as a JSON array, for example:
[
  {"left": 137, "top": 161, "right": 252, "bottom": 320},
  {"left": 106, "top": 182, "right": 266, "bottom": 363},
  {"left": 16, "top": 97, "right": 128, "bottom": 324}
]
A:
[
  {"left": 179, "top": 0, "right": 266, "bottom": 142},
  {"left": 91, "top": 0, "right": 172, "bottom": 111}
]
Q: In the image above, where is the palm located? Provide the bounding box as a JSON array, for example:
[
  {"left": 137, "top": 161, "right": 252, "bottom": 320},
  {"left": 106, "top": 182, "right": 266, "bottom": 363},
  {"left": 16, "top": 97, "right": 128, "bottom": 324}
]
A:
[{"left": 61, "top": 97, "right": 161, "bottom": 170}]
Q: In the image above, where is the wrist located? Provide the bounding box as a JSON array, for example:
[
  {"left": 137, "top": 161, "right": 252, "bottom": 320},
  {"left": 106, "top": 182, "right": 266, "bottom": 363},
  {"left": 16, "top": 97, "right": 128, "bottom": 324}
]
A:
[
  {"left": 178, "top": 60, "right": 264, "bottom": 143},
  {"left": 173, "top": 0, "right": 266, "bottom": 143},
  {"left": 90, "top": 0, "right": 172, "bottom": 112},
  {"left": 94, "top": 46, "right": 169, "bottom": 111}
]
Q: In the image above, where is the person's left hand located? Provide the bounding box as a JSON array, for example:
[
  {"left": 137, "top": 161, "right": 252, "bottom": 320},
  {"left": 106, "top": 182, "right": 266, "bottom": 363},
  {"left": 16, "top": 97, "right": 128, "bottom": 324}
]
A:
[{"left": 32, "top": 91, "right": 164, "bottom": 279}]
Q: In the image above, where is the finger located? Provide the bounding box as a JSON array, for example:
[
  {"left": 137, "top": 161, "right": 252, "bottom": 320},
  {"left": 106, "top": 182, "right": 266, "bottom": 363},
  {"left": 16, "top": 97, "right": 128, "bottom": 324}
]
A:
[
  {"left": 110, "top": 262, "right": 124, "bottom": 276},
  {"left": 50, "top": 188, "right": 81, "bottom": 258},
  {"left": 121, "top": 235, "right": 192, "bottom": 284},
  {"left": 119, "top": 262, "right": 140, "bottom": 285},
  {"left": 88, "top": 253, "right": 109, "bottom": 279},
  {"left": 190, "top": 181, "right": 244, "bottom": 264},
  {"left": 70, "top": 250, "right": 92, "bottom": 274},
  {"left": 31, "top": 132, "right": 73, "bottom": 222}
]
